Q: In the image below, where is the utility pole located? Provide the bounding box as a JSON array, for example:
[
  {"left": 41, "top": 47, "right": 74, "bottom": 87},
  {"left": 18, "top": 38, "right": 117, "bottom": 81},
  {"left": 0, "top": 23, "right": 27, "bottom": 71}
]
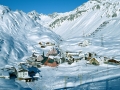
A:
[
  {"left": 78, "top": 74, "right": 82, "bottom": 85},
  {"left": 83, "top": 30, "right": 85, "bottom": 37},
  {"left": 64, "top": 76, "right": 67, "bottom": 90},
  {"left": 101, "top": 35, "right": 104, "bottom": 47}
]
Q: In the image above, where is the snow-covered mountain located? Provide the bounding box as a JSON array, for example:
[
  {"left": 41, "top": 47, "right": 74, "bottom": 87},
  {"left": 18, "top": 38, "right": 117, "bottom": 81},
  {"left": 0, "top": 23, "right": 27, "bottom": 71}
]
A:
[
  {"left": 52, "top": 0, "right": 120, "bottom": 39},
  {"left": 1, "top": 0, "right": 120, "bottom": 89},
  {"left": 0, "top": 5, "right": 61, "bottom": 66},
  {"left": 27, "top": 0, "right": 120, "bottom": 61},
  {"left": 28, "top": 0, "right": 120, "bottom": 39}
]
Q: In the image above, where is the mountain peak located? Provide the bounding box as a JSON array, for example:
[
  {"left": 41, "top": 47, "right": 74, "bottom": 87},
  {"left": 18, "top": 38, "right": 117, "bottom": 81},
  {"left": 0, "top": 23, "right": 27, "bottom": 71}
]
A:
[
  {"left": 28, "top": 10, "right": 39, "bottom": 15},
  {"left": 28, "top": 10, "right": 41, "bottom": 21},
  {"left": 34, "top": 0, "right": 120, "bottom": 39},
  {"left": 0, "top": 6, "right": 61, "bottom": 66},
  {"left": 0, "top": 5, "right": 11, "bottom": 15},
  {"left": 48, "top": 12, "right": 59, "bottom": 18}
]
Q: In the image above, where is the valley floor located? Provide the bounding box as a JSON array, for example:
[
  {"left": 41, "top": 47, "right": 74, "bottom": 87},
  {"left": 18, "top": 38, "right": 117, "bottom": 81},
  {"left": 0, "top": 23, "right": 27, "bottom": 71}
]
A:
[
  {"left": 26, "top": 60, "right": 120, "bottom": 90},
  {"left": 1, "top": 37, "right": 120, "bottom": 90},
  {"left": 26, "top": 37, "right": 120, "bottom": 90}
]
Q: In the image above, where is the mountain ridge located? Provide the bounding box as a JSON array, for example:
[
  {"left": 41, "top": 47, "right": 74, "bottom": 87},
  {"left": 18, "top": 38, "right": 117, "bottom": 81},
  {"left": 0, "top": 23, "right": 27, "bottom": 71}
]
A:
[
  {"left": 0, "top": 5, "right": 61, "bottom": 66},
  {"left": 27, "top": 0, "right": 120, "bottom": 39}
]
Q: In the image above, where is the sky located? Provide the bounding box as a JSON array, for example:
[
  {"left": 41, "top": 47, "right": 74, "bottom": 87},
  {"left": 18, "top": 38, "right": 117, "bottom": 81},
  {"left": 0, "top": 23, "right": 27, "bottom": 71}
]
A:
[{"left": 0, "top": 0, "right": 88, "bottom": 14}]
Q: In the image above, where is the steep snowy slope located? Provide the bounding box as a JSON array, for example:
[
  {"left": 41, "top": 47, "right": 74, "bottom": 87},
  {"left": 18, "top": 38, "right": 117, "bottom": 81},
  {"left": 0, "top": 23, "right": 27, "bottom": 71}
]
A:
[
  {"left": 28, "top": 10, "right": 53, "bottom": 27},
  {"left": 28, "top": 11, "right": 70, "bottom": 28},
  {"left": 0, "top": 5, "right": 61, "bottom": 66},
  {"left": 28, "top": 0, "right": 120, "bottom": 39},
  {"left": 51, "top": 0, "right": 120, "bottom": 39}
]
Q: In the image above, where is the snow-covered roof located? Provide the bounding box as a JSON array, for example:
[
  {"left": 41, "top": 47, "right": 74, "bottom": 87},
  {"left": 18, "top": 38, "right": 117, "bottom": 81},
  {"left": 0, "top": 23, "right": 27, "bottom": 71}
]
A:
[
  {"left": 71, "top": 55, "right": 80, "bottom": 59},
  {"left": 37, "top": 55, "right": 43, "bottom": 61},
  {"left": 48, "top": 55, "right": 54, "bottom": 59},
  {"left": 4, "top": 65, "right": 14, "bottom": 69},
  {"left": 95, "top": 57, "right": 103, "bottom": 62},
  {"left": 18, "top": 69, "right": 28, "bottom": 72},
  {"left": 26, "top": 57, "right": 36, "bottom": 62}
]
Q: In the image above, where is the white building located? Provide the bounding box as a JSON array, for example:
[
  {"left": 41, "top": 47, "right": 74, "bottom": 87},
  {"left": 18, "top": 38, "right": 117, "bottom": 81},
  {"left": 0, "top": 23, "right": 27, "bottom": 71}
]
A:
[
  {"left": 17, "top": 69, "right": 32, "bottom": 82},
  {"left": 17, "top": 69, "right": 29, "bottom": 78},
  {"left": 78, "top": 40, "right": 90, "bottom": 47}
]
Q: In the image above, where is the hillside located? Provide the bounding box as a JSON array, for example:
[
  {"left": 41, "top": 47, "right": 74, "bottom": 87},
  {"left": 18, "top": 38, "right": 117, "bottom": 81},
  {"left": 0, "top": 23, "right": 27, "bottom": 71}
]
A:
[
  {"left": 0, "top": 5, "right": 61, "bottom": 66},
  {"left": 53, "top": 0, "right": 120, "bottom": 39},
  {"left": 1, "top": 0, "right": 120, "bottom": 90},
  {"left": 28, "top": 0, "right": 120, "bottom": 39}
]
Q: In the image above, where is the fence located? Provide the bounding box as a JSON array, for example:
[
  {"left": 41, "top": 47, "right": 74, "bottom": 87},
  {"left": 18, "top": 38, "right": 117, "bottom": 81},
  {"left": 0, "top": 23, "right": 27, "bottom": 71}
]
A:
[
  {"left": 52, "top": 76, "right": 120, "bottom": 90},
  {"left": 1, "top": 66, "right": 120, "bottom": 90},
  {"left": 26, "top": 67, "right": 120, "bottom": 90}
]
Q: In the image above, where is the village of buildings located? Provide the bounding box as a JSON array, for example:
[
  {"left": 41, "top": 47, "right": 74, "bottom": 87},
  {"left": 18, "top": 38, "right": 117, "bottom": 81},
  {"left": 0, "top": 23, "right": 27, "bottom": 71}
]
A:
[{"left": 0, "top": 39, "right": 120, "bottom": 84}]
